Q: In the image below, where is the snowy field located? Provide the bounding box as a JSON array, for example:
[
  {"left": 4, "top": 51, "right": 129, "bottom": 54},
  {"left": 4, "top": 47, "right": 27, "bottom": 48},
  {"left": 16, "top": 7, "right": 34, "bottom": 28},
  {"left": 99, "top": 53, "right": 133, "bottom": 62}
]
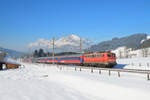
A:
[{"left": 0, "top": 62, "right": 150, "bottom": 100}]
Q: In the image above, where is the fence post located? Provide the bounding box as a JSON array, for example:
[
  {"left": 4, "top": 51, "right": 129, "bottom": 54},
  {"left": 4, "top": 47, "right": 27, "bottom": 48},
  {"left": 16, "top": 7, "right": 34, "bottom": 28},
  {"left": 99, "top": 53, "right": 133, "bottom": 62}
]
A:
[
  {"left": 80, "top": 67, "right": 81, "bottom": 71},
  {"left": 118, "top": 71, "right": 120, "bottom": 77},
  {"left": 91, "top": 68, "right": 93, "bottom": 73},
  {"left": 75, "top": 67, "right": 77, "bottom": 71},
  {"left": 99, "top": 70, "right": 101, "bottom": 74},
  {"left": 109, "top": 70, "right": 111, "bottom": 76},
  {"left": 139, "top": 63, "right": 141, "bottom": 67},
  {"left": 147, "top": 74, "right": 149, "bottom": 80},
  {"left": 60, "top": 67, "right": 62, "bottom": 70},
  {"left": 147, "top": 63, "right": 149, "bottom": 67},
  {"left": 131, "top": 63, "right": 134, "bottom": 66}
]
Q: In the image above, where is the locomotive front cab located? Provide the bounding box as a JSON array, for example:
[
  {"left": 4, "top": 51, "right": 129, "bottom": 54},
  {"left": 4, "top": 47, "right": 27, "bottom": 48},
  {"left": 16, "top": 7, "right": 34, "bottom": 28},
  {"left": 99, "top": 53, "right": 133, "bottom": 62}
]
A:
[{"left": 104, "top": 52, "right": 117, "bottom": 67}]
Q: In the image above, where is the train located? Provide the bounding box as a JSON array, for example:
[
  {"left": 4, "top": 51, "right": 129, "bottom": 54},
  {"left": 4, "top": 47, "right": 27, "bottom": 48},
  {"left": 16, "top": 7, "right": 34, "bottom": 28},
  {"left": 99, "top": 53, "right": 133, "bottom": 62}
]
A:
[{"left": 32, "top": 52, "right": 117, "bottom": 68}]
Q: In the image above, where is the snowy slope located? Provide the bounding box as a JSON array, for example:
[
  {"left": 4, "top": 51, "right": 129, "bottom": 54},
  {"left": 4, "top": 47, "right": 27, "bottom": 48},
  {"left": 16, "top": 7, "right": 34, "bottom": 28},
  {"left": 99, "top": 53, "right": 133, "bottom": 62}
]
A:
[
  {"left": 28, "top": 34, "right": 91, "bottom": 52},
  {"left": 0, "top": 62, "right": 150, "bottom": 100}
]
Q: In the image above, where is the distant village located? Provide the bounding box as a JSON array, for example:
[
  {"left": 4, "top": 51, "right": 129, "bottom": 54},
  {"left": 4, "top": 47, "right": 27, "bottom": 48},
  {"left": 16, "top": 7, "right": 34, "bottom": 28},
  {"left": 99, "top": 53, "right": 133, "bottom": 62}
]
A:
[{"left": 112, "top": 46, "right": 150, "bottom": 58}]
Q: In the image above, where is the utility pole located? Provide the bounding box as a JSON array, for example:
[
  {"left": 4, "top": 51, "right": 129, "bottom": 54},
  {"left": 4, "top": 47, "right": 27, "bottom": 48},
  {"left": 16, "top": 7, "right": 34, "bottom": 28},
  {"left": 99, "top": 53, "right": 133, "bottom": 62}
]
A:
[
  {"left": 80, "top": 38, "right": 82, "bottom": 53},
  {"left": 52, "top": 37, "right": 55, "bottom": 64}
]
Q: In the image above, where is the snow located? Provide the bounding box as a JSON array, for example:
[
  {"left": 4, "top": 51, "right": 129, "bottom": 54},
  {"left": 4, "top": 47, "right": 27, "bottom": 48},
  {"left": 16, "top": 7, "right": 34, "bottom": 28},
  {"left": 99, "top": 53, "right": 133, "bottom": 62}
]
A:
[
  {"left": 147, "top": 35, "right": 150, "bottom": 40},
  {"left": 115, "top": 57, "right": 150, "bottom": 70},
  {"left": 0, "top": 61, "right": 150, "bottom": 100},
  {"left": 141, "top": 35, "right": 150, "bottom": 44}
]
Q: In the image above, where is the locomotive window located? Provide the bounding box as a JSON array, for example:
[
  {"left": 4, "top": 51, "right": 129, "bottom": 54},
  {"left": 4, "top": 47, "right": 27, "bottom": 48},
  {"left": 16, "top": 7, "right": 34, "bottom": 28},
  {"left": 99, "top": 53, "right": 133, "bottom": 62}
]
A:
[
  {"left": 88, "top": 55, "right": 91, "bottom": 58},
  {"left": 107, "top": 54, "right": 111, "bottom": 57},
  {"left": 112, "top": 54, "right": 116, "bottom": 57},
  {"left": 96, "top": 54, "right": 104, "bottom": 57},
  {"left": 86, "top": 55, "right": 97, "bottom": 58},
  {"left": 88, "top": 55, "right": 92, "bottom": 58}
]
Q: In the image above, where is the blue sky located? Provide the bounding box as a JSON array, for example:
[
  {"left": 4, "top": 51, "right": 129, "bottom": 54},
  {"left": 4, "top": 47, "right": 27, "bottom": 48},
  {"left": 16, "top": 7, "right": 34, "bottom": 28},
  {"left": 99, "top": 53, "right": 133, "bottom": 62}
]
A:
[{"left": 0, "top": 0, "right": 150, "bottom": 52}]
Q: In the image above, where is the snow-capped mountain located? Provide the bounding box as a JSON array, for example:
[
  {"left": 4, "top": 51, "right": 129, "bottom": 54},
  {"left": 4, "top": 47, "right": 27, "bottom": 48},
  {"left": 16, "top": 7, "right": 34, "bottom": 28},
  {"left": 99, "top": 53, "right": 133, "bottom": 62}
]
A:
[
  {"left": 141, "top": 35, "right": 150, "bottom": 44},
  {"left": 86, "top": 33, "right": 147, "bottom": 52},
  {"left": 28, "top": 34, "right": 91, "bottom": 52}
]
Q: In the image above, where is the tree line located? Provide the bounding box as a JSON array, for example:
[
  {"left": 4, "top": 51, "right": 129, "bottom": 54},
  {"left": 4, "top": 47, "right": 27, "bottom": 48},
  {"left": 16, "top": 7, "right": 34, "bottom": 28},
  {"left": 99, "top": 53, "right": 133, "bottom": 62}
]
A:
[{"left": 33, "top": 48, "right": 51, "bottom": 57}]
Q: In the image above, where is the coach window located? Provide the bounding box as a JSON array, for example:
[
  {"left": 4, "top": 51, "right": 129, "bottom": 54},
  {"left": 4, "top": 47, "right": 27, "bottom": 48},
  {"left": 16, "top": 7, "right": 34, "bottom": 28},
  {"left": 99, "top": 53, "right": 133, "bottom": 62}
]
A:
[
  {"left": 100, "top": 54, "right": 104, "bottom": 57},
  {"left": 97, "top": 54, "right": 100, "bottom": 57},
  {"left": 93, "top": 55, "right": 95, "bottom": 58},
  {"left": 99, "top": 54, "right": 101, "bottom": 57},
  {"left": 92, "top": 55, "right": 94, "bottom": 58},
  {"left": 95, "top": 55, "right": 98, "bottom": 57}
]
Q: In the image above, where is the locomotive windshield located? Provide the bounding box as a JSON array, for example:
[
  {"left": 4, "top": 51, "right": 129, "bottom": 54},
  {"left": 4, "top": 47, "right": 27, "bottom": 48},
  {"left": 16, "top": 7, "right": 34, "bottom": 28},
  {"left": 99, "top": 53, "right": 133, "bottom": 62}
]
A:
[
  {"left": 107, "top": 53, "right": 116, "bottom": 57},
  {"left": 107, "top": 54, "right": 111, "bottom": 57},
  {"left": 112, "top": 53, "right": 116, "bottom": 57}
]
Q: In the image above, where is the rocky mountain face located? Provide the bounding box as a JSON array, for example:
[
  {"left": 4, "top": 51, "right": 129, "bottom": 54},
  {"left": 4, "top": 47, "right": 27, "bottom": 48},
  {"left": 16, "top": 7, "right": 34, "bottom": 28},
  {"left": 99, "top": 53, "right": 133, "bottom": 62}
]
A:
[
  {"left": 85, "top": 33, "right": 148, "bottom": 52},
  {"left": 0, "top": 47, "right": 24, "bottom": 58},
  {"left": 29, "top": 34, "right": 91, "bottom": 53}
]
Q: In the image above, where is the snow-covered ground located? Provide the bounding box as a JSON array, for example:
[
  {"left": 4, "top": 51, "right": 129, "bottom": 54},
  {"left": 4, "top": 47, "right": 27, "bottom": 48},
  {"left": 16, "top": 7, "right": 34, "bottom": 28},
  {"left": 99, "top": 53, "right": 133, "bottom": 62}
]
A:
[
  {"left": 0, "top": 62, "right": 150, "bottom": 100},
  {"left": 116, "top": 57, "right": 150, "bottom": 70}
]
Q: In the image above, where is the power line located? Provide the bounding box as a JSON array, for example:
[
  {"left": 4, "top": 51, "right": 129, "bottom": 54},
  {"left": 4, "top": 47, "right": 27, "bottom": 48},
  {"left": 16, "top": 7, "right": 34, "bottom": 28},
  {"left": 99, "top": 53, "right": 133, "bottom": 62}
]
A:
[{"left": 52, "top": 37, "right": 55, "bottom": 64}]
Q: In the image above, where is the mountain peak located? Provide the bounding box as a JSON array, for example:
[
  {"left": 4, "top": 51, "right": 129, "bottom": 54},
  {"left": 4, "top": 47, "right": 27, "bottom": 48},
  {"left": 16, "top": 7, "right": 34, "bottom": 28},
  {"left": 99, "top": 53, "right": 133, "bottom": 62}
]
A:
[
  {"left": 67, "top": 34, "right": 80, "bottom": 40},
  {"left": 28, "top": 34, "right": 91, "bottom": 52}
]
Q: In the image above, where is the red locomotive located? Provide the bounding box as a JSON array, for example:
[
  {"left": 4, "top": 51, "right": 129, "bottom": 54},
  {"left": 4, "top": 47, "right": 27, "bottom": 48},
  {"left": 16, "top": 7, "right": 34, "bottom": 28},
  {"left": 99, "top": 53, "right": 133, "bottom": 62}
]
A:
[
  {"left": 83, "top": 52, "right": 116, "bottom": 67},
  {"left": 35, "top": 52, "right": 116, "bottom": 68}
]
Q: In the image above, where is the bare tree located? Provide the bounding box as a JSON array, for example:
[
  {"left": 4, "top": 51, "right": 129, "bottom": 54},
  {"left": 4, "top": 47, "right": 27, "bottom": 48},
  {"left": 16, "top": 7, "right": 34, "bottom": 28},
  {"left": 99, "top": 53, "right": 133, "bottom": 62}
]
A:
[
  {"left": 141, "top": 48, "right": 148, "bottom": 57},
  {"left": 124, "top": 47, "right": 129, "bottom": 58},
  {"left": 119, "top": 50, "right": 122, "bottom": 59}
]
